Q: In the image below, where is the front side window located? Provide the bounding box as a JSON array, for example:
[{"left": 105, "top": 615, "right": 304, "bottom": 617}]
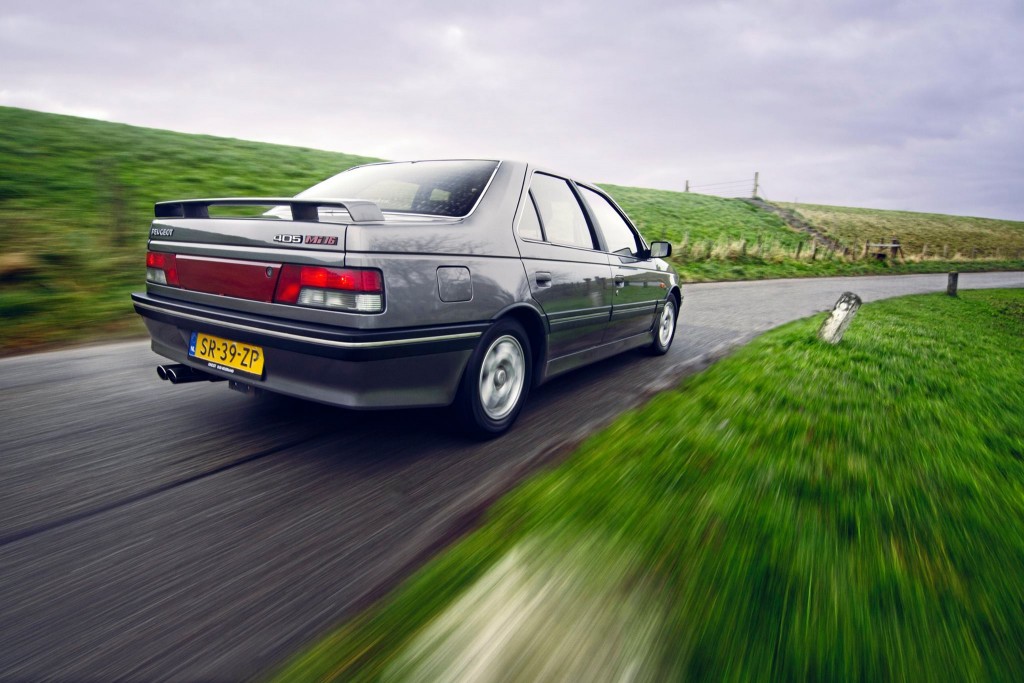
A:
[
  {"left": 579, "top": 186, "right": 641, "bottom": 257},
  {"left": 297, "top": 160, "right": 498, "bottom": 217},
  {"left": 529, "top": 174, "right": 594, "bottom": 249}
]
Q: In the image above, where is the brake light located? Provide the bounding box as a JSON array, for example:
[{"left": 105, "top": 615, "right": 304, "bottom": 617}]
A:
[
  {"left": 274, "top": 265, "right": 384, "bottom": 313},
  {"left": 146, "top": 251, "right": 180, "bottom": 286}
]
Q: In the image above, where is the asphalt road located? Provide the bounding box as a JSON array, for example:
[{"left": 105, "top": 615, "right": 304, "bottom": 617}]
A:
[{"left": 1, "top": 271, "right": 1021, "bottom": 681}]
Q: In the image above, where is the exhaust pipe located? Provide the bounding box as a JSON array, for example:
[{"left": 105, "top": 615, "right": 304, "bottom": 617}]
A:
[{"left": 156, "top": 364, "right": 226, "bottom": 384}]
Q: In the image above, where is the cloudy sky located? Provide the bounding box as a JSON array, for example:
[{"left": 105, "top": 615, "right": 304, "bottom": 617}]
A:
[{"left": 2, "top": 0, "right": 1022, "bottom": 219}]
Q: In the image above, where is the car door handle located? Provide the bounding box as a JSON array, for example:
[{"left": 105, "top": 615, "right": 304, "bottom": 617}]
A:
[{"left": 535, "top": 271, "right": 552, "bottom": 287}]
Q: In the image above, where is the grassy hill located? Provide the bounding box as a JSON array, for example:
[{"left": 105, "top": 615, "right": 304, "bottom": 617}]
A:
[
  {"left": 609, "top": 187, "right": 1024, "bottom": 282},
  {"left": 599, "top": 184, "right": 805, "bottom": 250},
  {"left": 779, "top": 202, "right": 1024, "bottom": 259},
  {"left": 0, "top": 106, "right": 380, "bottom": 351},
  {"left": 0, "top": 106, "right": 1021, "bottom": 353},
  {"left": 605, "top": 187, "right": 1024, "bottom": 282}
]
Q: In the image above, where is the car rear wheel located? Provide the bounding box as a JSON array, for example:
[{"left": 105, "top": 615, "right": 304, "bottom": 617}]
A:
[
  {"left": 455, "top": 319, "right": 531, "bottom": 437},
  {"left": 646, "top": 297, "right": 677, "bottom": 356}
]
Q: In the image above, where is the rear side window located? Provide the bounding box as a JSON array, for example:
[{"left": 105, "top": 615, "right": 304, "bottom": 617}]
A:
[
  {"left": 529, "top": 174, "right": 595, "bottom": 249},
  {"left": 297, "top": 160, "right": 498, "bottom": 217},
  {"left": 579, "top": 186, "right": 641, "bottom": 257},
  {"left": 518, "top": 194, "right": 544, "bottom": 240}
]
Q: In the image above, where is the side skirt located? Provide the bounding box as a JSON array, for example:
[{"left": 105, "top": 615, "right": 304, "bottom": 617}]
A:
[{"left": 541, "top": 330, "right": 655, "bottom": 383}]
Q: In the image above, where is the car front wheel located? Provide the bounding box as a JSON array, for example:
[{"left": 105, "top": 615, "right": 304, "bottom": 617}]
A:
[
  {"left": 647, "top": 298, "right": 677, "bottom": 355},
  {"left": 455, "top": 319, "right": 531, "bottom": 437}
]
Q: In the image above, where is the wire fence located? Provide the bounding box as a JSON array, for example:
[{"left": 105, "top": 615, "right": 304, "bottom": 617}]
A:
[{"left": 685, "top": 174, "right": 758, "bottom": 199}]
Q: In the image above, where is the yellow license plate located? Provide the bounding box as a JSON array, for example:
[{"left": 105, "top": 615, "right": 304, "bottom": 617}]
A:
[{"left": 189, "top": 331, "right": 265, "bottom": 377}]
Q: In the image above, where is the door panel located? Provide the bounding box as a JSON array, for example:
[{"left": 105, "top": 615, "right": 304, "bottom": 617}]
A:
[
  {"left": 606, "top": 258, "right": 662, "bottom": 341},
  {"left": 575, "top": 185, "right": 662, "bottom": 342},
  {"left": 517, "top": 174, "right": 613, "bottom": 359},
  {"left": 519, "top": 241, "right": 613, "bottom": 359}
]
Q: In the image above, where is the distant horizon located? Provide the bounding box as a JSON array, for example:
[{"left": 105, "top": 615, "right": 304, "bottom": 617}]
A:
[{"left": 7, "top": 103, "right": 1020, "bottom": 224}]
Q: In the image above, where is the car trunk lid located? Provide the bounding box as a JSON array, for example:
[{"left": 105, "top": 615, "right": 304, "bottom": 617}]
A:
[{"left": 146, "top": 198, "right": 383, "bottom": 304}]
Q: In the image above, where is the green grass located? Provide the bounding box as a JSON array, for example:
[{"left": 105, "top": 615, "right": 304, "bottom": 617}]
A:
[
  {"left": 275, "top": 289, "right": 1024, "bottom": 682},
  {"left": 779, "top": 202, "right": 1024, "bottom": 259},
  {"left": 598, "top": 183, "right": 805, "bottom": 249},
  {"left": 0, "top": 106, "right": 380, "bottom": 352}
]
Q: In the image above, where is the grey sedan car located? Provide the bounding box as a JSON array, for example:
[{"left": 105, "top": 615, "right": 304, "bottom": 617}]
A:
[{"left": 133, "top": 160, "right": 680, "bottom": 435}]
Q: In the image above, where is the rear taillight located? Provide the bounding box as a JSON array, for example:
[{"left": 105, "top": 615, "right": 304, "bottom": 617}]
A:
[
  {"left": 146, "top": 251, "right": 180, "bottom": 286},
  {"left": 274, "top": 265, "right": 384, "bottom": 313}
]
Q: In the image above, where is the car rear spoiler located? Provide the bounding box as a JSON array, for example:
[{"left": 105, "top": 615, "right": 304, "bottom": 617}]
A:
[{"left": 154, "top": 198, "right": 385, "bottom": 223}]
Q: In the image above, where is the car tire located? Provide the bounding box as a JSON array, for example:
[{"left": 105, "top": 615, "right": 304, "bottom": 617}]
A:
[
  {"left": 455, "top": 319, "right": 532, "bottom": 437},
  {"left": 646, "top": 297, "right": 677, "bottom": 356}
]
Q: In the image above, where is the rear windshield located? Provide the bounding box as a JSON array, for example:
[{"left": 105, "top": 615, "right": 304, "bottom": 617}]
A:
[{"left": 297, "top": 160, "right": 499, "bottom": 217}]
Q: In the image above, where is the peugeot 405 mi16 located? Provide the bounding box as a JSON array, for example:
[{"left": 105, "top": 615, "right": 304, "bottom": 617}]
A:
[{"left": 133, "top": 160, "right": 680, "bottom": 435}]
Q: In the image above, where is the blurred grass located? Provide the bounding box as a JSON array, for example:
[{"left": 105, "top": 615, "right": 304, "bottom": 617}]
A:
[
  {"left": 0, "top": 106, "right": 380, "bottom": 353},
  {"left": 275, "top": 289, "right": 1024, "bottom": 682}
]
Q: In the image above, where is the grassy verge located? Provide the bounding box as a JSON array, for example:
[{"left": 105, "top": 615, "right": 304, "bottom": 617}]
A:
[{"left": 275, "top": 289, "right": 1024, "bottom": 682}]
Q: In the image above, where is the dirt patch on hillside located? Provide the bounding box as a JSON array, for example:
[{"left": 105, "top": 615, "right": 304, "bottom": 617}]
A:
[{"left": 744, "top": 199, "right": 847, "bottom": 253}]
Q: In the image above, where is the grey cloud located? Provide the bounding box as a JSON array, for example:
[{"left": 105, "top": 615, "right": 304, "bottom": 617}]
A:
[{"left": 1, "top": 0, "right": 1021, "bottom": 218}]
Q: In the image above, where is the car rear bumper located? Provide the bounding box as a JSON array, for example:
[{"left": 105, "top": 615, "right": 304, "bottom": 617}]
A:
[{"left": 132, "top": 292, "right": 483, "bottom": 409}]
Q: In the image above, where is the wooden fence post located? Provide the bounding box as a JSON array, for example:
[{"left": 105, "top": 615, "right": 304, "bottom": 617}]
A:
[
  {"left": 921, "top": 244, "right": 928, "bottom": 258},
  {"left": 943, "top": 245, "right": 949, "bottom": 259},
  {"left": 811, "top": 244, "right": 819, "bottom": 260},
  {"left": 947, "top": 271, "right": 959, "bottom": 297},
  {"left": 862, "top": 241, "right": 869, "bottom": 259},
  {"left": 795, "top": 242, "right": 803, "bottom": 259}
]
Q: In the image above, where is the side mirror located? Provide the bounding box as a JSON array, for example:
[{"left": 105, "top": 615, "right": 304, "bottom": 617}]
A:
[{"left": 649, "top": 241, "right": 672, "bottom": 259}]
